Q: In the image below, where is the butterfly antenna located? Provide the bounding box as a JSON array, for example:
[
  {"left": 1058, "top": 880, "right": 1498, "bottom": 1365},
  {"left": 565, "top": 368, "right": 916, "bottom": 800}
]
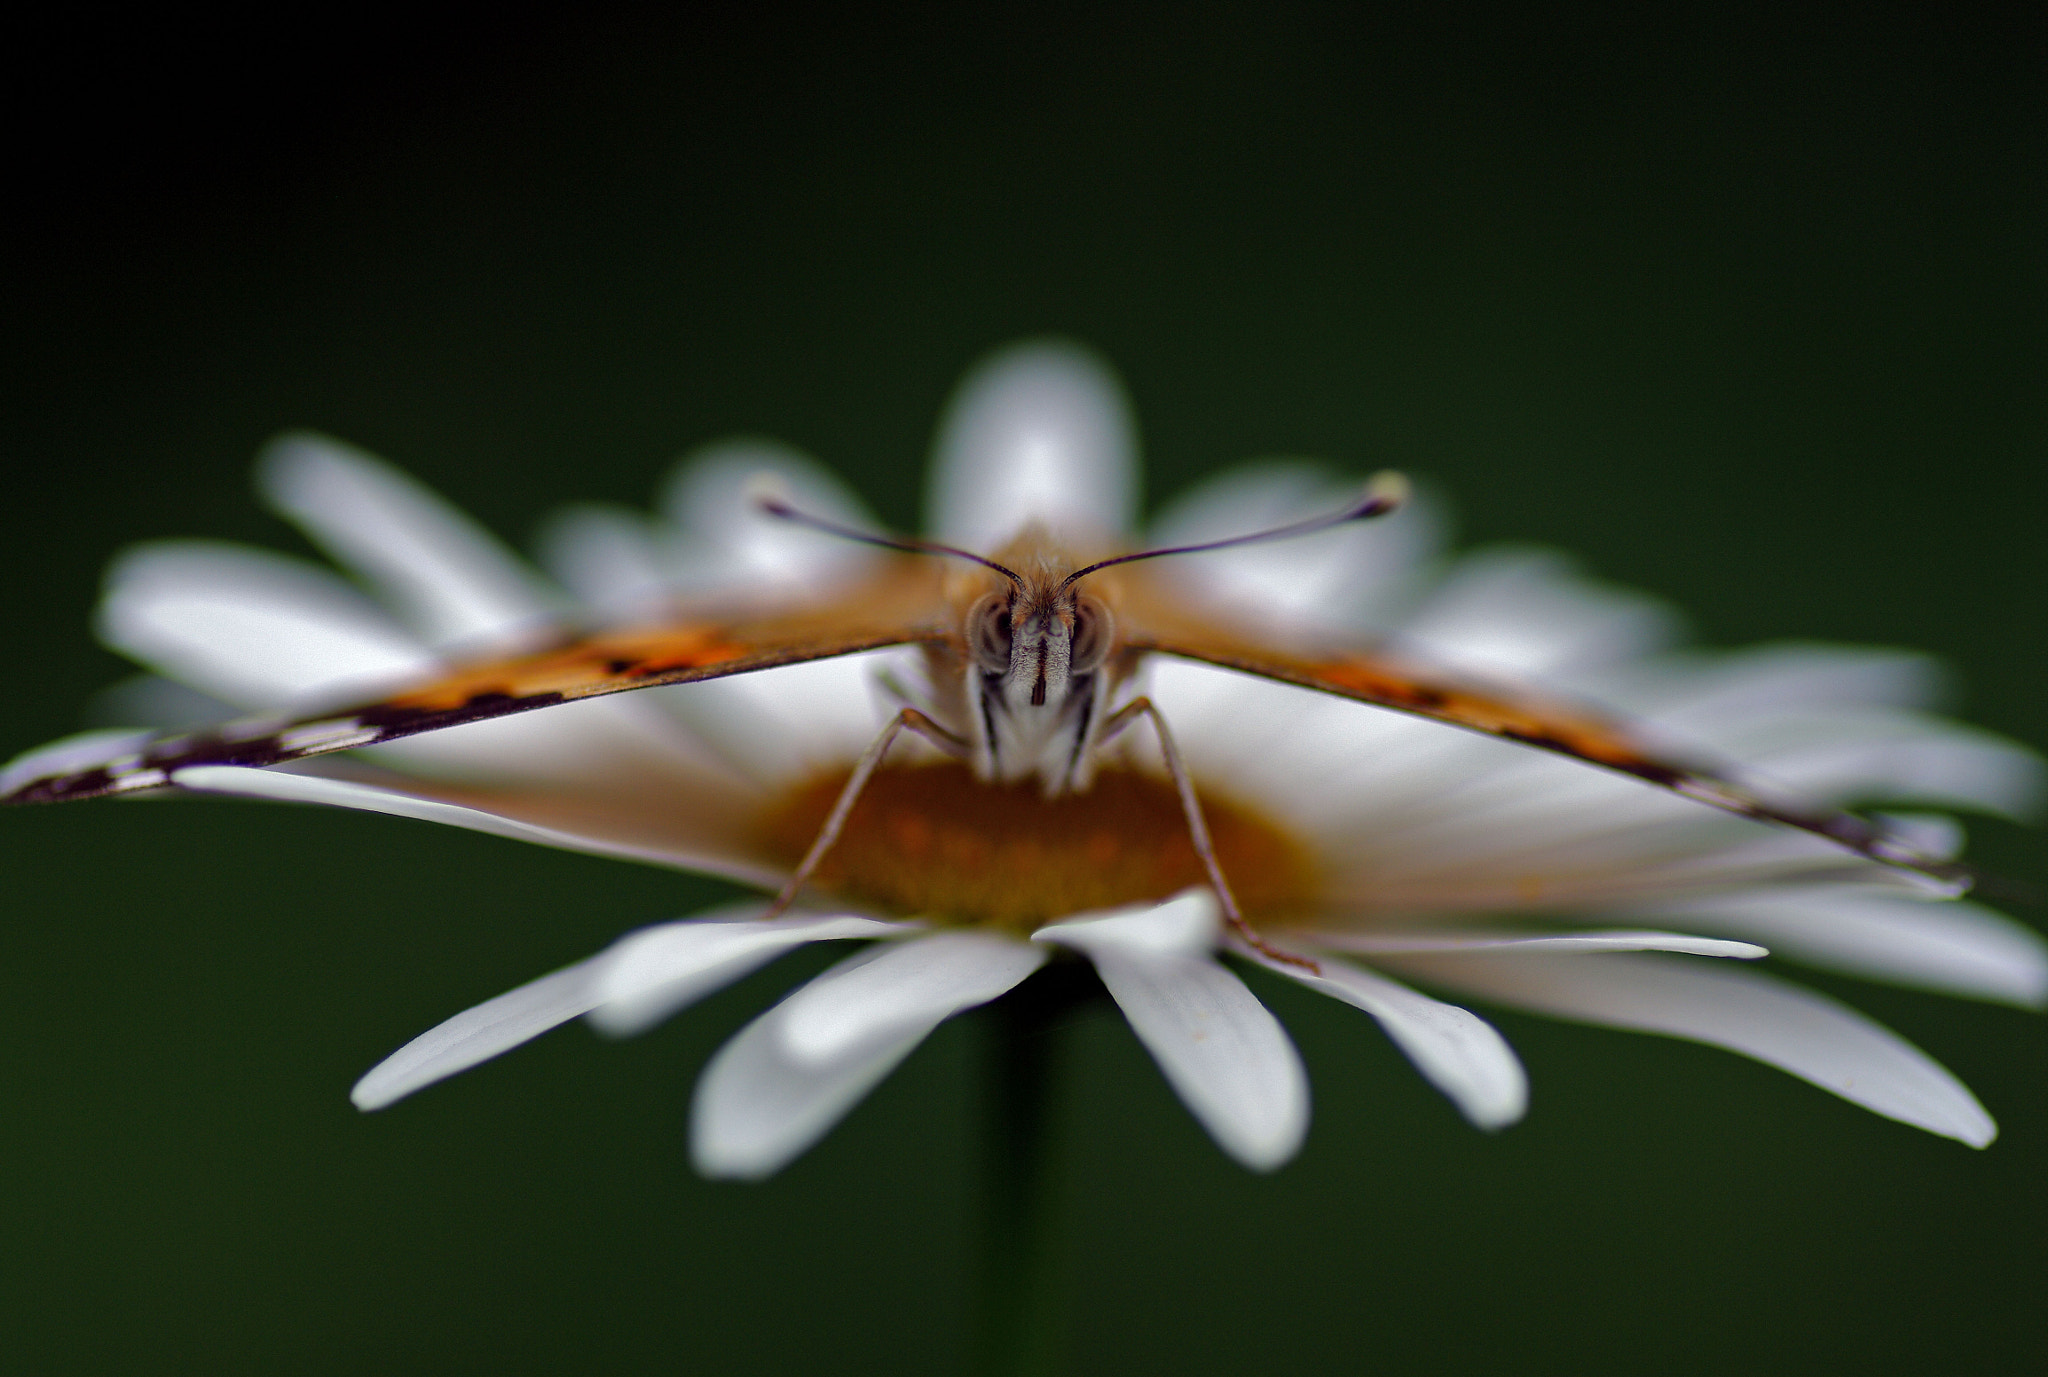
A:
[
  {"left": 749, "top": 475, "right": 1024, "bottom": 587},
  {"left": 1056, "top": 469, "right": 1411, "bottom": 593}
]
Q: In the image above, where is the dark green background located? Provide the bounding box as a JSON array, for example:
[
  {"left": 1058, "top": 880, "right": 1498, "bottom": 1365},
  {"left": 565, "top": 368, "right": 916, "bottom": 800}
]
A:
[{"left": 4, "top": 6, "right": 2041, "bottom": 1372}]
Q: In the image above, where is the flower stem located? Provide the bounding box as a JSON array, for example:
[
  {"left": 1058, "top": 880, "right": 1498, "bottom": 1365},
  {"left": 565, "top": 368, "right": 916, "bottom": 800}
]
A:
[{"left": 970, "top": 962, "right": 1090, "bottom": 1377}]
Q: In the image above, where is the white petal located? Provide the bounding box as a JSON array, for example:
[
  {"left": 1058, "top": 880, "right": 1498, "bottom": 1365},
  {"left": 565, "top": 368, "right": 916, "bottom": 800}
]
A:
[
  {"left": 170, "top": 764, "right": 758, "bottom": 875},
  {"left": 1247, "top": 949, "right": 1527, "bottom": 1129},
  {"left": 1144, "top": 653, "right": 1481, "bottom": 842},
  {"left": 1032, "top": 889, "right": 1220, "bottom": 960},
  {"left": 1751, "top": 722, "right": 2041, "bottom": 819},
  {"left": 1398, "top": 547, "right": 1679, "bottom": 681},
  {"left": 1633, "top": 889, "right": 2048, "bottom": 1008},
  {"left": 1619, "top": 650, "right": 2044, "bottom": 818},
  {"left": 96, "top": 541, "right": 432, "bottom": 707},
  {"left": 659, "top": 439, "right": 880, "bottom": 597},
  {"left": 1631, "top": 643, "right": 1947, "bottom": 723},
  {"left": 926, "top": 340, "right": 1139, "bottom": 550},
  {"left": 352, "top": 959, "right": 601, "bottom": 1111},
  {"left": 534, "top": 503, "right": 673, "bottom": 619},
  {"left": 258, "top": 433, "right": 561, "bottom": 646},
  {"left": 1149, "top": 653, "right": 1586, "bottom": 832},
  {"left": 1145, "top": 463, "right": 1444, "bottom": 634},
  {"left": 1147, "top": 655, "right": 1724, "bottom": 898},
  {"left": 1612, "top": 835, "right": 1969, "bottom": 905},
  {"left": 1091, "top": 948, "right": 1311, "bottom": 1170},
  {"left": 352, "top": 907, "right": 901, "bottom": 1111},
  {"left": 649, "top": 648, "right": 914, "bottom": 787},
  {"left": 99, "top": 522, "right": 741, "bottom": 800},
  {"left": 590, "top": 909, "right": 921, "bottom": 1037},
  {"left": 1145, "top": 657, "right": 1982, "bottom": 915},
  {"left": 1865, "top": 812, "right": 1964, "bottom": 862},
  {"left": 1391, "top": 952, "right": 1996, "bottom": 1146},
  {"left": 1039, "top": 894, "right": 1308, "bottom": 1170},
  {"left": 776, "top": 930, "right": 1045, "bottom": 1065},
  {"left": 691, "top": 960, "right": 939, "bottom": 1180},
  {"left": 89, "top": 674, "right": 237, "bottom": 731},
  {"left": 1291, "top": 930, "right": 1768, "bottom": 959},
  {"left": 359, "top": 684, "right": 750, "bottom": 797}
]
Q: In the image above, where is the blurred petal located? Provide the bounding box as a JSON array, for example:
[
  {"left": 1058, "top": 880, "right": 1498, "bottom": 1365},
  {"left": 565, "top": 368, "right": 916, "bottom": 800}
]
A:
[
  {"left": 1040, "top": 895, "right": 1310, "bottom": 1170},
  {"left": 1096, "top": 952, "right": 1311, "bottom": 1170},
  {"left": 650, "top": 648, "right": 918, "bottom": 788},
  {"left": 97, "top": 541, "right": 431, "bottom": 707},
  {"left": 171, "top": 765, "right": 761, "bottom": 877},
  {"left": 592, "top": 910, "right": 922, "bottom": 1037},
  {"left": 659, "top": 438, "right": 880, "bottom": 598},
  {"left": 101, "top": 491, "right": 743, "bottom": 799},
  {"left": 1293, "top": 930, "right": 1768, "bottom": 959},
  {"left": 534, "top": 503, "right": 673, "bottom": 619},
  {"left": 353, "top": 907, "right": 905, "bottom": 1110},
  {"left": 1631, "top": 643, "right": 1948, "bottom": 723},
  {"left": 927, "top": 340, "right": 1139, "bottom": 549},
  {"left": 352, "top": 961, "right": 601, "bottom": 1111},
  {"left": 1749, "top": 721, "right": 2041, "bottom": 820},
  {"left": 1246, "top": 948, "right": 1527, "bottom": 1129},
  {"left": 1146, "top": 462, "right": 1444, "bottom": 634},
  {"left": 258, "top": 433, "right": 562, "bottom": 646},
  {"left": 1632, "top": 888, "right": 2048, "bottom": 1007},
  {"left": 1147, "top": 653, "right": 1996, "bottom": 915},
  {"left": 692, "top": 956, "right": 940, "bottom": 1180},
  {"left": 1398, "top": 547, "right": 1680, "bottom": 681},
  {"left": 1863, "top": 812, "right": 1964, "bottom": 862},
  {"left": 776, "top": 930, "right": 1045, "bottom": 1065},
  {"left": 1393, "top": 952, "right": 1996, "bottom": 1146},
  {"left": 89, "top": 674, "right": 238, "bottom": 732},
  {"left": 362, "top": 691, "right": 741, "bottom": 791},
  {"left": 1032, "top": 889, "right": 1218, "bottom": 959}
]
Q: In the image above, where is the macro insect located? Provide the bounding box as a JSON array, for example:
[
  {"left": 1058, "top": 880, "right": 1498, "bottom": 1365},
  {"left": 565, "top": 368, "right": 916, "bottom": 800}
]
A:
[
  {"left": 6, "top": 342, "right": 2030, "bottom": 1174},
  {"left": 0, "top": 464, "right": 1969, "bottom": 960}
]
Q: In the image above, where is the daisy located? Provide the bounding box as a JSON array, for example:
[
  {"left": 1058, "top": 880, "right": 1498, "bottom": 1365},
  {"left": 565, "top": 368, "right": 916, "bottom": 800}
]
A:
[{"left": 8, "top": 341, "right": 2040, "bottom": 1178}]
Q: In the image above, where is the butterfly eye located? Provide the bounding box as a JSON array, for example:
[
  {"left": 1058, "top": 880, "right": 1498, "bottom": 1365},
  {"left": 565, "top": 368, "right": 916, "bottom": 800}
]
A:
[
  {"left": 1069, "top": 594, "right": 1114, "bottom": 674},
  {"left": 968, "top": 592, "right": 1014, "bottom": 672}
]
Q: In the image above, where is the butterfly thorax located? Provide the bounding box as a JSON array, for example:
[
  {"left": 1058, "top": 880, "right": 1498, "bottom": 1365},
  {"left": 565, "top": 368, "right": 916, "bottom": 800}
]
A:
[{"left": 936, "top": 524, "right": 1123, "bottom": 796}]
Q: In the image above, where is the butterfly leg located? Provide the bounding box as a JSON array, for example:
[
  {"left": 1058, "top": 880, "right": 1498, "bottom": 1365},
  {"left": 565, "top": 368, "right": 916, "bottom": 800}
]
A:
[
  {"left": 1098, "top": 696, "right": 1318, "bottom": 973},
  {"left": 762, "top": 707, "right": 971, "bottom": 920}
]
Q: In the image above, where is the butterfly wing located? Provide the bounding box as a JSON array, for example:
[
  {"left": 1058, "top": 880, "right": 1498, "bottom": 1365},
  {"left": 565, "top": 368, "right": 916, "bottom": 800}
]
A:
[
  {"left": 5, "top": 560, "right": 953, "bottom": 806},
  {"left": 4, "top": 535, "right": 1973, "bottom": 892},
  {"left": 1112, "top": 599, "right": 1970, "bottom": 889}
]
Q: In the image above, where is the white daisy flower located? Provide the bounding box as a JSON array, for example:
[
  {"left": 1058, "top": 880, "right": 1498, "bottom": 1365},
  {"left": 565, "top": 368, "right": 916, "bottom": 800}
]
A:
[{"left": 9, "top": 341, "right": 2041, "bottom": 1178}]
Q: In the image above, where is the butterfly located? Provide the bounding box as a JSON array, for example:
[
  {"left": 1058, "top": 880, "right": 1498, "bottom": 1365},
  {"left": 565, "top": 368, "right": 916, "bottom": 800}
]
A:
[{"left": 1, "top": 464, "right": 1970, "bottom": 961}]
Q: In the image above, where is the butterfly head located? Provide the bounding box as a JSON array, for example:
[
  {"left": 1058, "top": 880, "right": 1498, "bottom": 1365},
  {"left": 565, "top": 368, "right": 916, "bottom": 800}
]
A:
[{"left": 965, "top": 554, "right": 1115, "bottom": 711}]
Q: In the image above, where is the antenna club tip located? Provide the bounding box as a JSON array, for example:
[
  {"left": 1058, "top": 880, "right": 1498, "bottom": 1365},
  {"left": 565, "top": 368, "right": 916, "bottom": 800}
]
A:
[
  {"left": 743, "top": 471, "right": 798, "bottom": 517},
  {"left": 1360, "top": 469, "right": 1411, "bottom": 514}
]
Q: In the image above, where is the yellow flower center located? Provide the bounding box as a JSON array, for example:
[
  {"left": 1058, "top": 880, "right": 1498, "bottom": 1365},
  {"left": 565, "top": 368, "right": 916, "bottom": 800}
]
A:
[{"left": 759, "top": 760, "right": 1317, "bottom": 931}]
